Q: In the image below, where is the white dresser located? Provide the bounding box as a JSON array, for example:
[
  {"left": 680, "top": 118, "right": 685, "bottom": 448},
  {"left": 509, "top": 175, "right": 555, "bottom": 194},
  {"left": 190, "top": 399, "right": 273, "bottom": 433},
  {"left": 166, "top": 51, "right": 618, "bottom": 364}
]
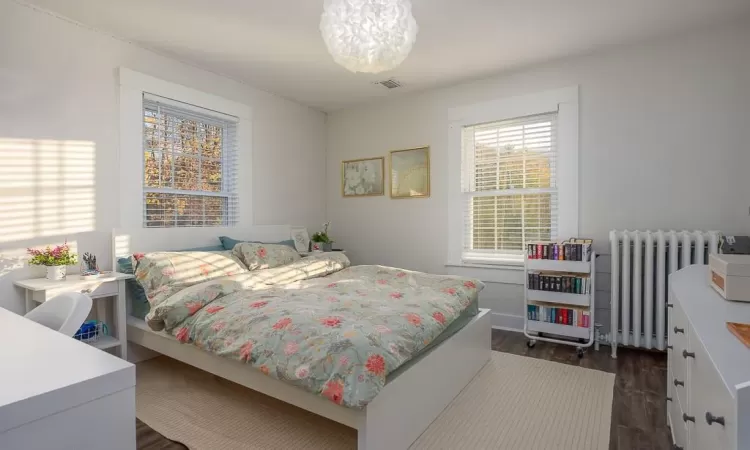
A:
[
  {"left": 0, "top": 307, "right": 135, "bottom": 450},
  {"left": 668, "top": 265, "right": 750, "bottom": 450}
]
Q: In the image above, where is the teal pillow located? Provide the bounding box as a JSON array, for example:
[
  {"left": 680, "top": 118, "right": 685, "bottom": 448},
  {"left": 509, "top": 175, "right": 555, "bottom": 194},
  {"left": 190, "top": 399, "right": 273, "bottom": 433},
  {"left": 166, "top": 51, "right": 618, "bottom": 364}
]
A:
[
  {"left": 117, "top": 256, "right": 149, "bottom": 318},
  {"left": 219, "top": 236, "right": 296, "bottom": 251}
]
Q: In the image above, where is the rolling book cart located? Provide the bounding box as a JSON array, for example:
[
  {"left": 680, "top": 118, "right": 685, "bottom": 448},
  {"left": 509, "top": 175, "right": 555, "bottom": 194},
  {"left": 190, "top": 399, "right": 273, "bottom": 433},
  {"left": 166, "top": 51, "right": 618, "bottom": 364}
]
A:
[{"left": 524, "top": 242, "right": 596, "bottom": 358}]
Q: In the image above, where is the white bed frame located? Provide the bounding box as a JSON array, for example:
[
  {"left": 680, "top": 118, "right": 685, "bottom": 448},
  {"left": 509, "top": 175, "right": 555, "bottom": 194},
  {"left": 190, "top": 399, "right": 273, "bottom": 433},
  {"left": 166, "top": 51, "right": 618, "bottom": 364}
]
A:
[{"left": 114, "top": 227, "right": 491, "bottom": 450}]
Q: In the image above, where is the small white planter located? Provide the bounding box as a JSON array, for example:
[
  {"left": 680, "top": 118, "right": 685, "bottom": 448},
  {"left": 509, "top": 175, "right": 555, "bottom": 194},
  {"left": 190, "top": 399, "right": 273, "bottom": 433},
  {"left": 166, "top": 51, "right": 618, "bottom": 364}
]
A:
[{"left": 46, "top": 265, "right": 67, "bottom": 281}]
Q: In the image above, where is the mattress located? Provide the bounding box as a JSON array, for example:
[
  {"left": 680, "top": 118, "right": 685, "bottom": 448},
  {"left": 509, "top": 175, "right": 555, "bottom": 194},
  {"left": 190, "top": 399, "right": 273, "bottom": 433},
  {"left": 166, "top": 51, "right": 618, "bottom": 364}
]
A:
[
  {"left": 386, "top": 296, "right": 479, "bottom": 382},
  {"left": 130, "top": 295, "right": 480, "bottom": 384}
]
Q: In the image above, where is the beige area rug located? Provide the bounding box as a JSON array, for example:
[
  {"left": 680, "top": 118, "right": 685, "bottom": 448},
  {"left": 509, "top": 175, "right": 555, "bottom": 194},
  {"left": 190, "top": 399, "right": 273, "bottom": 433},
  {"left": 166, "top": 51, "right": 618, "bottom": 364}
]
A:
[{"left": 136, "top": 352, "right": 614, "bottom": 450}]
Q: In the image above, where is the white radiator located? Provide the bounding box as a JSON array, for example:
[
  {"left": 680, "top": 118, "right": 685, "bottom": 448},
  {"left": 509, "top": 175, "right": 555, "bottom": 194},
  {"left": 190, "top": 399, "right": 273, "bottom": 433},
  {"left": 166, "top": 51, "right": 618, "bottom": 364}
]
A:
[{"left": 608, "top": 230, "right": 720, "bottom": 358}]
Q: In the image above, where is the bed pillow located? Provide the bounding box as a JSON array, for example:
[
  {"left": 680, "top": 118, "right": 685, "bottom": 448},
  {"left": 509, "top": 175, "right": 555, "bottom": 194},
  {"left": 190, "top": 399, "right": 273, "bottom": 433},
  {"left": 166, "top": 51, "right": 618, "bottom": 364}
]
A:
[
  {"left": 134, "top": 250, "right": 248, "bottom": 306},
  {"left": 117, "top": 245, "right": 227, "bottom": 315},
  {"left": 232, "top": 242, "right": 301, "bottom": 271},
  {"left": 219, "top": 236, "right": 296, "bottom": 251}
]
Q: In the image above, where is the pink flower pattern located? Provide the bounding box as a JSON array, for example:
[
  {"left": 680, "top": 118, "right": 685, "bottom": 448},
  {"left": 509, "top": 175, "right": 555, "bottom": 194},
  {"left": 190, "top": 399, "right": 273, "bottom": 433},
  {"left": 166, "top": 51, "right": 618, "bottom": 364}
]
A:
[
  {"left": 284, "top": 341, "right": 299, "bottom": 356},
  {"left": 185, "top": 301, "right": 203, "bottom": 315}
]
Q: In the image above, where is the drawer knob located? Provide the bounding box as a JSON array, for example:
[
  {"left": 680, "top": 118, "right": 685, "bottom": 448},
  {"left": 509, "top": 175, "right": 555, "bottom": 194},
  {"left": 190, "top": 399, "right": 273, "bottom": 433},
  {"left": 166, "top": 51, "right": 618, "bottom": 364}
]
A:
[
  {"left": 674, "top": 379, "right": 684, "bottom": 387},
  {"left": 706, "top": 412, "right": 725, "bottom": 426},
  {"left": 667, "top": 303, "right": 674, "bottom": 308},
  {"left": 682, "top": 350, "right": 695, "bottom": 359},
  {"left": 674, "top": 326, "right": 685, "bottom": 334},
  {"left": 673, "top": 445, "right": 684, "bottom": 450},
  {"left": 81, "top": 288, "right": 92, "bottom": 294},
  {"left": 667, "top": 345, "right": 673, "bottom": 350},
  {"left": 682, "top": 413, "right": 695, "bottom": 423},
  {"left": 666, "top": 396, "right": 672, "bottom": 402}
]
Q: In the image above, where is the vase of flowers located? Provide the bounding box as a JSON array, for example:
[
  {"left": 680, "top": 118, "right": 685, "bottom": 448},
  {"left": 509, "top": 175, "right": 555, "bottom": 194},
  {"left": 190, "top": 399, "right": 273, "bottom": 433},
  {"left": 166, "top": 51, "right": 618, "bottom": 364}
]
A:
[
  {"left": 27, "top": 242, "right": 78, "bottom": 280},
  {"left": 311, "top": 222, "right": 334, "bottom": 252}
]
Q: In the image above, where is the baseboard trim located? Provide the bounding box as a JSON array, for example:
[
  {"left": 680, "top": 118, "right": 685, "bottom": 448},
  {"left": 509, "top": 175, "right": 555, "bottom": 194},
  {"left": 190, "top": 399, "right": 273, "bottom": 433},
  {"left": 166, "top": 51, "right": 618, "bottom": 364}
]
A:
[{"left": 490, "top": 312, "right": 524, "bottom": 332}]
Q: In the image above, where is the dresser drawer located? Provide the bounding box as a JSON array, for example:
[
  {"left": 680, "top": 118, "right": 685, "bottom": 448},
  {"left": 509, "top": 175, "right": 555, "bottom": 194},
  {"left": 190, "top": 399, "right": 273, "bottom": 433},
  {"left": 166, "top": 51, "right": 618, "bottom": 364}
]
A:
[
  {"left": 31, "top": 280, "right": 118, "bottom": 302},
  {"left": 669, "top": 386, "right": 688, "bottom": 450},
  {"left": 688, "top": 331, "right": 736, "bottom": 450},
  {"left": 669, "top": 298, "right": 689, "bottom": 406}
]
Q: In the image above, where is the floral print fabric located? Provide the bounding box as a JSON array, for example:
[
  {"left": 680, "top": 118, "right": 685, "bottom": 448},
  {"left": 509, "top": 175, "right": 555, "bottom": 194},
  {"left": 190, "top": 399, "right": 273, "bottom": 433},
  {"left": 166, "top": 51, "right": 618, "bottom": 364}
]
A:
[
  {"left": 146, "top": 252, "right": 351, "bottom": 331},
  {"left": 134, "top": 251, "right": 247, "bottom": 309},
  {"left": 153, "top": 256, "right": 484, "bottom": 409},
  {"left": 232, "top": 242, "right": 301, "bottom": 271}
]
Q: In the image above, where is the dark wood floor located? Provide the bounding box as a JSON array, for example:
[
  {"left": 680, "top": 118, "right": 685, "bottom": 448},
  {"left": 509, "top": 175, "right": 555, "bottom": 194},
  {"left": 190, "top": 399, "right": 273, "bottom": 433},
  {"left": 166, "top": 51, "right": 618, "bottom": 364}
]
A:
[{"left": 137, "top": 329, "right": 671, "bottom": 450}]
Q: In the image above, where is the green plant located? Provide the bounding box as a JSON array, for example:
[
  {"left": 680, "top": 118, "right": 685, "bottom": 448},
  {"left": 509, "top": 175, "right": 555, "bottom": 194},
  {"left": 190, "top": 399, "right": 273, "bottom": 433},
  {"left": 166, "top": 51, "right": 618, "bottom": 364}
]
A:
[
  {"left": 27, "top": 242, "right": 78, "bottom": 266},
  {"left": 311, "top": 222, "right": 333, "bottom": 244}
]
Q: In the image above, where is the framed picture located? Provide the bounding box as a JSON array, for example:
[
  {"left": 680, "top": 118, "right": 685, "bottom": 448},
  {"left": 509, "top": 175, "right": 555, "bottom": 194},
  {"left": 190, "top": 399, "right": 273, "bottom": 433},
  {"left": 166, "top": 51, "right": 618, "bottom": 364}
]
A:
[
  {"left": 341, "top": 157, "right": 385, "bottom": 197},
  {"left": 290, "top": 227, "right": 310, "bottom": 253},
  {"left": 390, "top": 146, "right": 430, "bottom": 199}
]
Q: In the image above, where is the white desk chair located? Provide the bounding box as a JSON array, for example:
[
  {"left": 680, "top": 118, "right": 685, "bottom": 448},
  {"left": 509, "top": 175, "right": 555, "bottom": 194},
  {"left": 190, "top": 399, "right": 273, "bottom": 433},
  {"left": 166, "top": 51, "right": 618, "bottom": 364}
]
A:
[{"left": 24, "top": 292, "right": 93, "bottom": 337}]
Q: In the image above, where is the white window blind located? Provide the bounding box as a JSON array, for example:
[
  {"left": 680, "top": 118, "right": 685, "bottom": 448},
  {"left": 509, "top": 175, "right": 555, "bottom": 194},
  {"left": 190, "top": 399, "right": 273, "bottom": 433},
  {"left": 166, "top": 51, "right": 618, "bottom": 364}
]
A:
[
  {"left": 461, "top": 112, "right": 558, "bottom": 263},
  {"left": 142, "top": 94, "right": 238, "bottom": 228}
]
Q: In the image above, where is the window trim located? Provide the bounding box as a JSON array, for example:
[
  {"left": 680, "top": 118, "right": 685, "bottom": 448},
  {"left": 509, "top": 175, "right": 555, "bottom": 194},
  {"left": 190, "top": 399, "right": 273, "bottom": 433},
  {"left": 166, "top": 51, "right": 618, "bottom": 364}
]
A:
[
  {"left": 141, "top": 96, "right": 237, "bottom": 227},
  {"left": 118, "top": 68, "right": 252, "bottom": 230},
  {"left": 446, "top": 86, "right": 579, "bottom": 268}
]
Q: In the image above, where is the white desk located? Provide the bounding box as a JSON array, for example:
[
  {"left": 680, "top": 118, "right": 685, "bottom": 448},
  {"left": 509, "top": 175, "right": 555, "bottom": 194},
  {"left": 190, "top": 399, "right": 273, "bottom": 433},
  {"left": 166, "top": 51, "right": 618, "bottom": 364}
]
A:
[
  {"left": 14, "top": 272, "right": 133, "bottom": 358},
  {"left": 0, "top": 307, "right": 135, "bottom": 450}
]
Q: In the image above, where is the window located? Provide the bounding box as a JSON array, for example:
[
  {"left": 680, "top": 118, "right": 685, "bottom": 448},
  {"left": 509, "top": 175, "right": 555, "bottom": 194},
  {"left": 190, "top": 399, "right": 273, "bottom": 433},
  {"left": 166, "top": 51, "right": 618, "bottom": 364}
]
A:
[
  {"left": 447, "top": 87, "right": 578, "bottom": 268},
  {"left": 461, "top": 113, "right": 557, "bottom": 263},
  {"left": 142, "top": 95, "right": 238, "bottom": 228}
]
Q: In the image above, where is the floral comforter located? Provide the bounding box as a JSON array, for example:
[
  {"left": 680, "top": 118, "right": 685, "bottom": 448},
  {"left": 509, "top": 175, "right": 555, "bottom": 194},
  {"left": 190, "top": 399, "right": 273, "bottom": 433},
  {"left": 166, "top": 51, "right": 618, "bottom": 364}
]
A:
[{"left": 146, "top": 253, "right": 484, "bottom": 409}]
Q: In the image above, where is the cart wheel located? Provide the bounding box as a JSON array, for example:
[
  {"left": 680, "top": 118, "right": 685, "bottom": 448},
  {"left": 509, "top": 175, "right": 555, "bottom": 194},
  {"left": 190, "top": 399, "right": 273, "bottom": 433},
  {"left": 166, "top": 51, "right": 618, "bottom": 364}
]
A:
[
  {"left": 576, "top": 347, "right": 584, "bottom": 358},
  {"left": 527, "top": 340, "right": 536, "bottom": 348}
]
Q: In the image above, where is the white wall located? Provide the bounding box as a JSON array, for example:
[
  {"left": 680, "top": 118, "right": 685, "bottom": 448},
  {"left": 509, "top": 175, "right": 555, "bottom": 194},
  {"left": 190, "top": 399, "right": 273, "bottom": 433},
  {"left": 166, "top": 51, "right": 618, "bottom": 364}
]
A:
[
  {"left": 0, "top": 1, "right": 327, "bottom": 313},
  {"left": 326, "top": 19, "right": 750, "bottom": 331}
]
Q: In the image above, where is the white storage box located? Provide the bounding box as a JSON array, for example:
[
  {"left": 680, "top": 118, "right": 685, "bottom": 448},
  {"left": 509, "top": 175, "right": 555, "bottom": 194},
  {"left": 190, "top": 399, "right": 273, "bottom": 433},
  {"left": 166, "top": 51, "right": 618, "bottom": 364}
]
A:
[{"left": 709, "top": 253, "right": 750, "bottom": 302}]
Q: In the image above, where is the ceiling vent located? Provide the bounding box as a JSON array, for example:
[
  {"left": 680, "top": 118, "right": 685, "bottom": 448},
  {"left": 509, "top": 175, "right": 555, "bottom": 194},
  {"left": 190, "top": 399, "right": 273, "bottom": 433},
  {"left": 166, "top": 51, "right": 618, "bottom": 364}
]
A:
[{"left": 373, "top": 79, "right": 402, "bottom": 89}]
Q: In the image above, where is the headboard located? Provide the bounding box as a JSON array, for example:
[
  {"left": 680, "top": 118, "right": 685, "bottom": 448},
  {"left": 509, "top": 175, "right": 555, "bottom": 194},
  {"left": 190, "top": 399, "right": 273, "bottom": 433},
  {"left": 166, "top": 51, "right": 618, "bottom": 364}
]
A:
[{"left": 111, "top": 225, "right": 293, "bottom": 269}]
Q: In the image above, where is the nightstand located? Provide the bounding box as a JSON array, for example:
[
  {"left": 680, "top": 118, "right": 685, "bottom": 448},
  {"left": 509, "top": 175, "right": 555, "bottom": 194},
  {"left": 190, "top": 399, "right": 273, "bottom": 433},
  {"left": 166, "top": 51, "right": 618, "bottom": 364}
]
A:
[{"left": 14, "top": 272, "right": 133, "bottom": 358}]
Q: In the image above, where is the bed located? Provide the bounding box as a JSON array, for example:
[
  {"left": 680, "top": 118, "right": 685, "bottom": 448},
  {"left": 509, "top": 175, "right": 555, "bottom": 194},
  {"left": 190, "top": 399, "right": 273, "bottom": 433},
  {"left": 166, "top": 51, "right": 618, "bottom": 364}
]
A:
[{"left": 115, "top": 226, "right": 491, "bottom": 450}]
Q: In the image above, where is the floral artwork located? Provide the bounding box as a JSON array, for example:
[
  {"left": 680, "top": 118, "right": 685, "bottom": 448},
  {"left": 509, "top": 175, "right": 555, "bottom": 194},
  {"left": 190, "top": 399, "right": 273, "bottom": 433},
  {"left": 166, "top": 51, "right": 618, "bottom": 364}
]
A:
[
  {"left": 342, "top": 157, "right": 384, "bottom": 197},
  {"left": 143, "top": 253, "right": 484, "bottom": 409},
  {"left": 390, "top": 146, "right": 430, "bottom": 198}
]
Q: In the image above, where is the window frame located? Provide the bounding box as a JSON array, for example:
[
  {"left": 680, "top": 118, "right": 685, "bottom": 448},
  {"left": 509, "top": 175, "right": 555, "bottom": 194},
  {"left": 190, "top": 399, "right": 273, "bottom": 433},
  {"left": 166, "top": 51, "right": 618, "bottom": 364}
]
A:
[
  {"left": 447, "top": 86, "right": 579, "bottom": 269},
  {"left": 141, "top": 95, "right": 236, "bottom": 228},
  {"left": 118, "top": 68, "right": 252, "bottom": 230}
]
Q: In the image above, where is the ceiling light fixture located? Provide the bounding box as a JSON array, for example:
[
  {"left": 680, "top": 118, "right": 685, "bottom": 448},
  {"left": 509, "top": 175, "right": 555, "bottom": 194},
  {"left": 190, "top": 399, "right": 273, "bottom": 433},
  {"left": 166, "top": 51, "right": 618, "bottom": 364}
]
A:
[{"left": 320, "top": 0, "right": 418, "bottom": 74}]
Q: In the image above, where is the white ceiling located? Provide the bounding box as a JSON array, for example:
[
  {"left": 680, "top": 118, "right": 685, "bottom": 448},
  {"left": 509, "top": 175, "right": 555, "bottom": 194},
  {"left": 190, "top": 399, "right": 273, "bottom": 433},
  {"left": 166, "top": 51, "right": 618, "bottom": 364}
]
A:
[{"left": 25, "top": 0, "right": 750, "bottom": 112}]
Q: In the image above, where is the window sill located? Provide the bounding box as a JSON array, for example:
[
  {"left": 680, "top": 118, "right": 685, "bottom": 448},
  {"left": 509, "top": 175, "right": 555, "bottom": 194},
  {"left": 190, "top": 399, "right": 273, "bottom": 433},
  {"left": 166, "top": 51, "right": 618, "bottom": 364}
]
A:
[
  {"left": 444, "top": 260, "right": 525, "bottom": 285},
  {"left": 445, "top": 261, "right": 524, "bottom": 271}
]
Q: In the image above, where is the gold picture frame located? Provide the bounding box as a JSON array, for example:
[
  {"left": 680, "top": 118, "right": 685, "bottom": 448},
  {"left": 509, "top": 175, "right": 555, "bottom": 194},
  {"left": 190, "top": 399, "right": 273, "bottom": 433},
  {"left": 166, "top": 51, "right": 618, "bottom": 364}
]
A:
[
  {"left": 389, "top": 146, "right": 430, "bottom": 199},
  {"left": 341, "top": 157, "right": 385, "bottom": 197}
]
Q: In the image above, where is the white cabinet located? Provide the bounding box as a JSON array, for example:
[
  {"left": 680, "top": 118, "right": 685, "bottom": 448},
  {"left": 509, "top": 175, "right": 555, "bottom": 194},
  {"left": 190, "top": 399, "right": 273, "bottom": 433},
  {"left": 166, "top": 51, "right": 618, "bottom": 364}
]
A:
[
  {"left": 14, "top": 272, "right": 133, "bottom": 357},
  {"left": 668, "top": 265, "right": 750, "bottom": 450},
  {"left": 0, "top": 308, "right": 135, "bottom": 450}
]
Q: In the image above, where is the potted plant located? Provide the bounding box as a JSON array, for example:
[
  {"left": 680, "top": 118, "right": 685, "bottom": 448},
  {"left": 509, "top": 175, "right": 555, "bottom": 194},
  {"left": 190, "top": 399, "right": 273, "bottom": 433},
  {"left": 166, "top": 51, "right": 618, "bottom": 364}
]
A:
[
  {"left": 27, "top": 242, "right": 78, "bottom": 280},
  {"left": 311, "top": 222, "right": 334, "bottom": 252}
]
